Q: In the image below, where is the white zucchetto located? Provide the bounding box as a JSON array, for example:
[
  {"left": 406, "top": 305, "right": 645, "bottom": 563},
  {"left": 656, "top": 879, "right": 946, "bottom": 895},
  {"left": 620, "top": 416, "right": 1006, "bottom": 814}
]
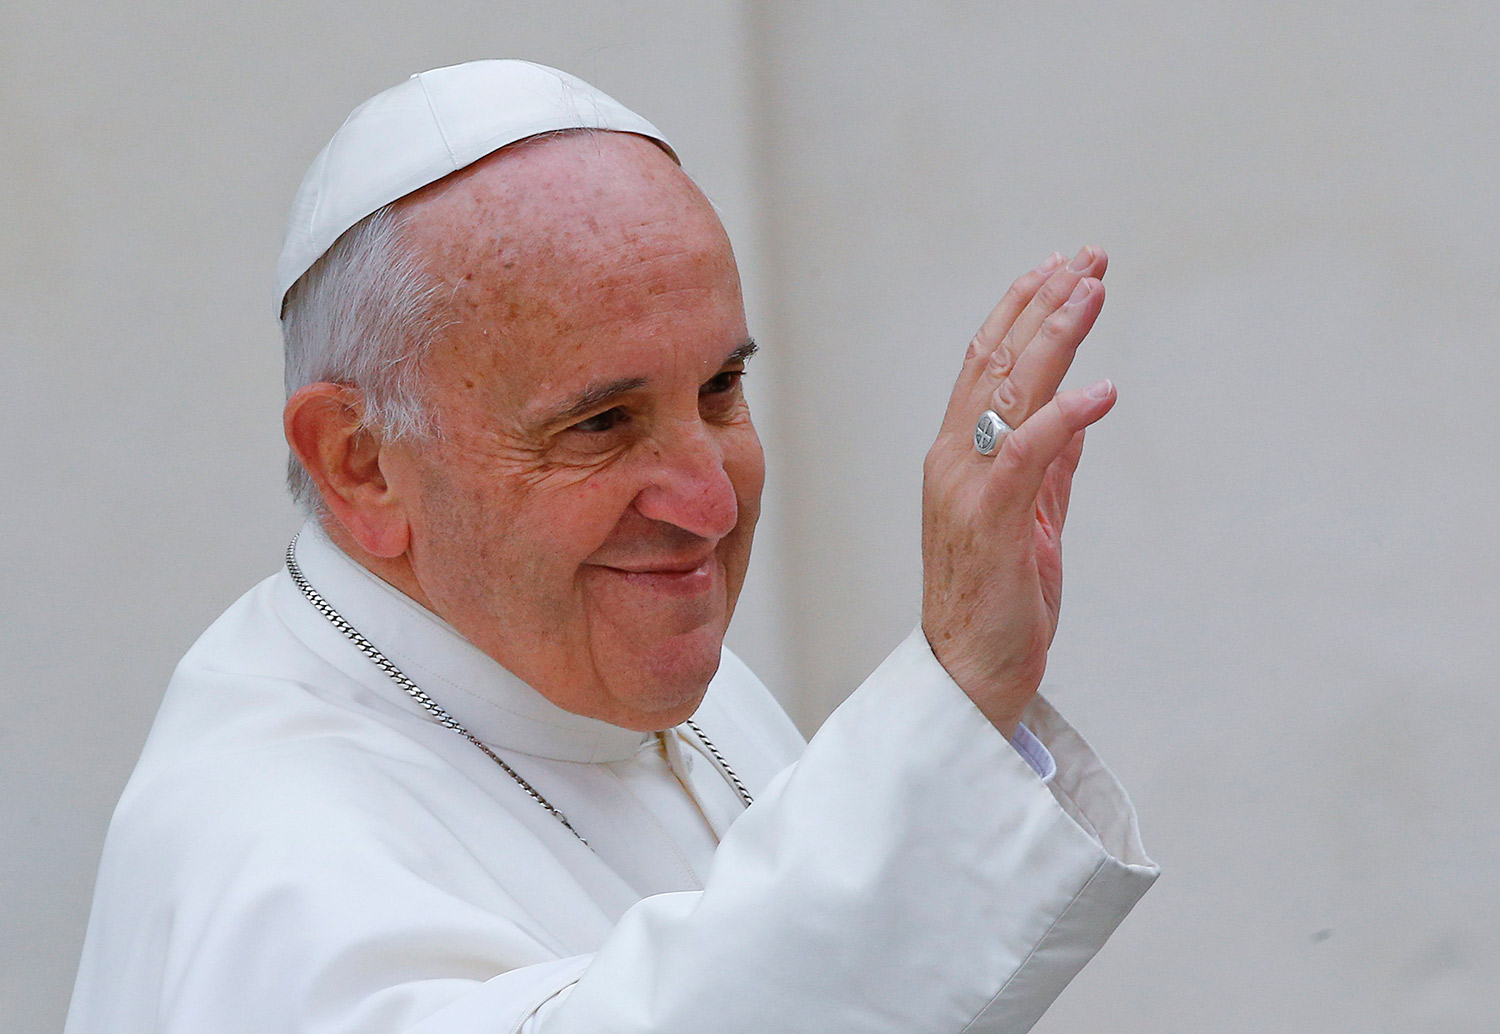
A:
[{"left": 275, "top": 59, "right": 675, "bottom": 314}]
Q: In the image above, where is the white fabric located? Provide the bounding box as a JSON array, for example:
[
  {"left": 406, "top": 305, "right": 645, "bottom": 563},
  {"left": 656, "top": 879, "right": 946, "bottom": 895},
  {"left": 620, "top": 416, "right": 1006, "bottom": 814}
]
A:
[
  {"left": 276, "top": 59, "right": 676, "bottom": 311},
  {"left": 66, "top": 525, "right": 1157, "bottom": 1033}
]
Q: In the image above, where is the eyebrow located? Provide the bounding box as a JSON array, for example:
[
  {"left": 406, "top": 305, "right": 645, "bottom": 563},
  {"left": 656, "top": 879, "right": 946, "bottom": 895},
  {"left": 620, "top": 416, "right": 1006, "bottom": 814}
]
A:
[
  {"left": 540, "top": 337, "right": 757, "bottom": 427},
  {"left": 725, "top": 338, "right": 759, "bottom": 366}
]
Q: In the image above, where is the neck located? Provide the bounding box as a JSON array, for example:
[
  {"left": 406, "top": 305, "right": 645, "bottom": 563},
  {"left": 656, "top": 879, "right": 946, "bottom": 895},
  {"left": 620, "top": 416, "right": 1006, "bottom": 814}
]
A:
[{"left": 316, "top": 514, "right": 439, "bottom": 615}]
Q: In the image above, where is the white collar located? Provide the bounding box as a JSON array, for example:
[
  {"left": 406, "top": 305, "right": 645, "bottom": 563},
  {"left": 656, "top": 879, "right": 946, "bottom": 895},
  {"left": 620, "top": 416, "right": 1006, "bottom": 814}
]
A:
[{"left": 287, "top": 520, "right": 652, "bottom": 764}]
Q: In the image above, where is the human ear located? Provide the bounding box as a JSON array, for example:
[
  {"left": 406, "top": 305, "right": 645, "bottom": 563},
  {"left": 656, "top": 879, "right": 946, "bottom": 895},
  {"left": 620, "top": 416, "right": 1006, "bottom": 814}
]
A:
[{"left": 283, "top": 383, "right": 411, "bottom": 558}]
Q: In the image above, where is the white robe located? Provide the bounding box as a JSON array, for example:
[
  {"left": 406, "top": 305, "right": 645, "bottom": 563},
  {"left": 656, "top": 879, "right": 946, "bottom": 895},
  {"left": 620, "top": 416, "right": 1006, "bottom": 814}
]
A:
[{"left": 65, "top": 524, "right": 1157, "bottom": 1033}]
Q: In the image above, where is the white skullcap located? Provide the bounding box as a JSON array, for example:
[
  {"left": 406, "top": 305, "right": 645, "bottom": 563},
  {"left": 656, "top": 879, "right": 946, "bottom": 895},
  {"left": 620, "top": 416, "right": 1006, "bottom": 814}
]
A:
[{"left": 276, "top": 59, "right": 676, "bottom": 315}]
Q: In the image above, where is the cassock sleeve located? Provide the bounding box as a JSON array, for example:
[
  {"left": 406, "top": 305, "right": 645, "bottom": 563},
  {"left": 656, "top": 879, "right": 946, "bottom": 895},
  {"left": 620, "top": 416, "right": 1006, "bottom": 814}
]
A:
[{"left": 421, "top": 627, "right": 1157, "bottom": 1033}]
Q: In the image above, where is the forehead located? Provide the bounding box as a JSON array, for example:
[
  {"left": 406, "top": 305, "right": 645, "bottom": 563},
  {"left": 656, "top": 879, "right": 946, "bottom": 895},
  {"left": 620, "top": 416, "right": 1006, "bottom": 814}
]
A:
[
  {"left": 398, "top": 131, "right": 719, "bottom": 279},
  {"left": 396, "top": 132, "right": 746, "bottom": 410}
]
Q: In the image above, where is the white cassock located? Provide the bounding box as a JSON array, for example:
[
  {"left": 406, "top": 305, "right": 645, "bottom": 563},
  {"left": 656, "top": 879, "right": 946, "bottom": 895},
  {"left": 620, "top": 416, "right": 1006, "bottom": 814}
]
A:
[{"left": 65, "top": 523, "right": 1157, "bottom": 1034}]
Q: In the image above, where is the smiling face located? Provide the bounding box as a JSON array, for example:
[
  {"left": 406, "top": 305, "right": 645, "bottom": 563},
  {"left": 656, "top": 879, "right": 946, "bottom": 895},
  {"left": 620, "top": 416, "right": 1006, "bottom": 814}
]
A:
[{"left": 379, "top": 132, "right": 763, "bottom": 731}]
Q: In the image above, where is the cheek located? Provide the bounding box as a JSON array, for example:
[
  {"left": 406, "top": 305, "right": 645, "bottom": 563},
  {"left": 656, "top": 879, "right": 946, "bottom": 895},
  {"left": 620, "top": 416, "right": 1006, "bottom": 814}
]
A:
[
  {"left": 724, "top": 425, "right": 766, "bottom": 525},
  {"left": 425, "top": 436, "right": 629, "bottom": 557},
  {"left": 516, "top": 467, "right": 646, "bottom": 566},
  {"left": 411, "top": 464, "right": 527, "bottom": 598}
]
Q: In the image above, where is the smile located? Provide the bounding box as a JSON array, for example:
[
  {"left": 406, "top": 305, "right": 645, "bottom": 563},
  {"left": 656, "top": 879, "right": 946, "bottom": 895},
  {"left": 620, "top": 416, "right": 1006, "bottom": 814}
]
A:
[{"left": 596, "top": 555, "right": 717, "bottom": 596}]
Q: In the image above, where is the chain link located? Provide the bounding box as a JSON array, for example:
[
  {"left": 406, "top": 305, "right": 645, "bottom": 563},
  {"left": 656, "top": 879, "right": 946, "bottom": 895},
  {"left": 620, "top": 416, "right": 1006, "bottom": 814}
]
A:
[{"left": 685, "top": 719, "right": 754, "bottom": 807}]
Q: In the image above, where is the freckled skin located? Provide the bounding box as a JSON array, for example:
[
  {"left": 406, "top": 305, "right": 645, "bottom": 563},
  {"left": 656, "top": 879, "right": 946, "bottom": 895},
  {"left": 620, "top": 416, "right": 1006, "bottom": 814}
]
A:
[{"left": 353, "top": 133, "right": 764, "bottom": 731}]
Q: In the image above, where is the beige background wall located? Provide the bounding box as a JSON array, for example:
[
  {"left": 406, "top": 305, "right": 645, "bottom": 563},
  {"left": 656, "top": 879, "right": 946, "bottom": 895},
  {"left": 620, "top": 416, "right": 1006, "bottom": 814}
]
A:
[{"left": 3, "top": 3, "right": 1496, "bottom": 1032}]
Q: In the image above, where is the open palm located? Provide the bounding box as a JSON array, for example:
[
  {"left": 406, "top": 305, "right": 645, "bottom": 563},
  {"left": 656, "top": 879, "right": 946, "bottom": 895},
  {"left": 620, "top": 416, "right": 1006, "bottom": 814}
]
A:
[{"left": 921, "top": 247, "right": 1116, "bottom": 736}]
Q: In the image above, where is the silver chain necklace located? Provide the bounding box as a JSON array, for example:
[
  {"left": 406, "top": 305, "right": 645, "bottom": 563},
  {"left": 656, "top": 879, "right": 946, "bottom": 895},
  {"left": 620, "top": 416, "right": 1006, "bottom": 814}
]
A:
[{"left": 285, "top": 537, "right": 753, "bottom": 847}]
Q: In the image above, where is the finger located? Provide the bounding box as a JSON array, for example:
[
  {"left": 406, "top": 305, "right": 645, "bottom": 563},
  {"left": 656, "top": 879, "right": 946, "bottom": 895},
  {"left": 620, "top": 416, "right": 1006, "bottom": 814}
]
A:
[
  {"left": 1001, "top": 246, "right": 1107, "bottom": 367},
  {"left": 1035, "top": 428, "right": 1086, "bottom": 537},
  {"left": 989, "top": 278, "right": 1104, "bottom": 424},
  {"left": 965, "top": 253, "right": 1065, "bottom": 365},
  {"left": 967, "top": 246, "right": 1107, "bottom": 424},
  {"left": 943, "top": 252, "right": 1064, "bottom": 435},
  {"left": 987, "top": 379, "right": 1116, "bottom": 520}
]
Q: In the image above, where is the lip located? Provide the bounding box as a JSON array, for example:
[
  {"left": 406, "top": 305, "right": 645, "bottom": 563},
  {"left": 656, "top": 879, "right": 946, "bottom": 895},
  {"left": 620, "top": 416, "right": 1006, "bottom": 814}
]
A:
[{"left": 594, "top": 554, "right": 717, "bottom": 595}]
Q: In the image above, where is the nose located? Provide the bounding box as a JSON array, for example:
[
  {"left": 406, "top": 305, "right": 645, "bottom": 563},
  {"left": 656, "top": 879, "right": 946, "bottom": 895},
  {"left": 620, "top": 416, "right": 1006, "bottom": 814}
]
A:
[{"left": 632, "top": 419, "right": 739, "bottom": 541}]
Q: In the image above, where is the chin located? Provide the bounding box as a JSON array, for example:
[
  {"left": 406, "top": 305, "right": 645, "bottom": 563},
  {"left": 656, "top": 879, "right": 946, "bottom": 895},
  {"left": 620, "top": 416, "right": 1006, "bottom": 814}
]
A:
[{"left": 613, "top": 626, "right": 726, "bottom": 730}]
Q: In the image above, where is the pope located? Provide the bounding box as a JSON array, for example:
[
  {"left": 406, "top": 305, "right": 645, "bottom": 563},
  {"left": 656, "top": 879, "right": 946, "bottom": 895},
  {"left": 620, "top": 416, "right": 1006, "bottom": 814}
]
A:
[{"left": 65, "top": 60, "right": 1157, "bottom": 1033}]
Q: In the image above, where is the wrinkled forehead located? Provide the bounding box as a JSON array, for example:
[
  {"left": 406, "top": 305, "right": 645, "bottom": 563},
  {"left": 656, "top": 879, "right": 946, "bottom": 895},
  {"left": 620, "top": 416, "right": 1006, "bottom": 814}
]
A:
[
  {"left": 396, "top": 131, "right": 732, "bottom": 303},
  {"left": 399, "top": 134, "right": 746, "bottom": 412}
]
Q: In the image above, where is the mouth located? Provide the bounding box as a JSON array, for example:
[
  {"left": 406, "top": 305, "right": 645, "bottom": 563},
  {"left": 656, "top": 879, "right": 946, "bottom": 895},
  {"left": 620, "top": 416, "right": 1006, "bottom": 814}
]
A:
[{"left": 594, "top": 554, "right": 718, "bottom": 595}]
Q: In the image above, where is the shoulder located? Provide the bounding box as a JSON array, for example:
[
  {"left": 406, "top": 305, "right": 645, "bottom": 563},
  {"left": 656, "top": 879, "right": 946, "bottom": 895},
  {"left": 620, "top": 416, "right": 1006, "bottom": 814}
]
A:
[
  {"left": 111, "top": 576, "right": 532, "bottom": 892},
  {"left": 114, "top": 702, "right": 474, "bottom": 887}
]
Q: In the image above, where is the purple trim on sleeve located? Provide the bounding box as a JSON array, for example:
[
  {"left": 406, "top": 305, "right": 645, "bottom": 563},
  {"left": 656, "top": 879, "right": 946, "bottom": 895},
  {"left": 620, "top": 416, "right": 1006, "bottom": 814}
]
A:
[{"left": 1009, "top": 722, "right": 1056, "bottom": 783}]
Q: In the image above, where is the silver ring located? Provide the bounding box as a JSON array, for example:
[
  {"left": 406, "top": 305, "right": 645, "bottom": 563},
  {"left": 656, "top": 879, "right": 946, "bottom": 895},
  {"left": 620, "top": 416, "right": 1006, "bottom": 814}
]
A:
[{"left": 973, "top": 409, "right": 1013, "bottom": 455}]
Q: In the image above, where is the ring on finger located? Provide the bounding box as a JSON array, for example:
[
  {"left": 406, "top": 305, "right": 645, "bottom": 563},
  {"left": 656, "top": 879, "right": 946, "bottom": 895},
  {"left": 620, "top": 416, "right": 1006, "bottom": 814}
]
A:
[{"left": 973, "top": 409, "right": 1014, "bottom": 455}]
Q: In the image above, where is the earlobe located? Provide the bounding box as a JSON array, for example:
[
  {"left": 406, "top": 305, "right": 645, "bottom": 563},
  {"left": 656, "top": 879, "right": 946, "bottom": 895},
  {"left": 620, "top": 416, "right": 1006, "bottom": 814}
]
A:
[{"left": 284, "top": 384, "right": 411, "bottom": 558}]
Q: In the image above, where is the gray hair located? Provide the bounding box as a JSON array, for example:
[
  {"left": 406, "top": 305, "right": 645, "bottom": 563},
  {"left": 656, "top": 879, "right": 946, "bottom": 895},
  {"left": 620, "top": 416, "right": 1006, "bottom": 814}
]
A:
[{"left": 280, "top": 204, "right": 446, "bottom": 513}]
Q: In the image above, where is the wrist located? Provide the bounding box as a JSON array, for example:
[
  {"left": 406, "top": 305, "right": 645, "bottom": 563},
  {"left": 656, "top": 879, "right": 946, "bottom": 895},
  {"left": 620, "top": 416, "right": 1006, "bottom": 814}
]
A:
[{"left": 919, "top": 623, "right": 1042, "bottom": 737}]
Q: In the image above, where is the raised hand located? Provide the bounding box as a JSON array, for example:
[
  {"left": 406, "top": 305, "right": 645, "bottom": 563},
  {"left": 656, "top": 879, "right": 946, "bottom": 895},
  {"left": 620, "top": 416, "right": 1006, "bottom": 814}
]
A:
[{"left": 921, "top": 247, "right": 1115, "bottom": 736}]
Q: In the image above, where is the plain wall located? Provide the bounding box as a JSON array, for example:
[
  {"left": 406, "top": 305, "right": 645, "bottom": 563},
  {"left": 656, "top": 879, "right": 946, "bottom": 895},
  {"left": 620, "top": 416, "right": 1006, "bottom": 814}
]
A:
[
  {"left": 4, "top": 3, "right": 1497, "bottom": 1032},
  {"left": 753, "top": 6, "right": 1499, "bottom": 1031}
]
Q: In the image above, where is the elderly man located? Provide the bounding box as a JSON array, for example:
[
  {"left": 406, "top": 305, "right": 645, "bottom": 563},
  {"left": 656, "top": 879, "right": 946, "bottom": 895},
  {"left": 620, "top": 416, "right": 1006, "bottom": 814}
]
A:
[{"left": 66, "top": 61, "right": 1155, "bottom": 1033}]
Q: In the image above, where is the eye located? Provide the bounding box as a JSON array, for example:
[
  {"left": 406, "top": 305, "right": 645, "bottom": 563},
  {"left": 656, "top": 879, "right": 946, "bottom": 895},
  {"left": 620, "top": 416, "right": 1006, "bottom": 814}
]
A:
[
  {"left": 701, "top": 370, "right": 744, "bottom": 397},
  {"left": 570, "top": 407, "right": 628, "bottom": 433}
]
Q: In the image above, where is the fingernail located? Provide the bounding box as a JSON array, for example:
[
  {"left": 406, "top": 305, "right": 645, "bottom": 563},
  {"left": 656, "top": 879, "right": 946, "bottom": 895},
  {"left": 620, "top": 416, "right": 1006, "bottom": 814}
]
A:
[
  {"left": 1068, "top": 246, "right": 1093, "bottom": 273},
  {"left": 1065, "top": 279, "right": 1093, "bottom": 306},
  {"left": 1037, "top": 251, "right": 1065, "bottom": 275},
  {"left": 1085, "top": 379, "right": 1114, "bottom": 399}
]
